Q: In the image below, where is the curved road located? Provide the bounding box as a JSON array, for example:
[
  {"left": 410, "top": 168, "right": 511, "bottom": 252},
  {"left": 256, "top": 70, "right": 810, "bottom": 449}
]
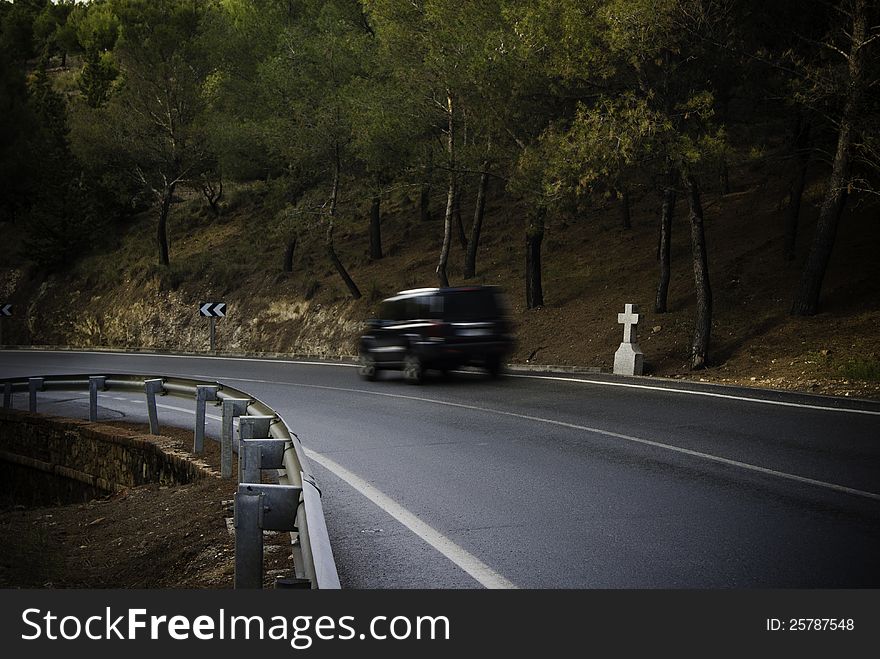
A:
[{"left": 2, "top": 350, "right": 879, "bottom": 588}]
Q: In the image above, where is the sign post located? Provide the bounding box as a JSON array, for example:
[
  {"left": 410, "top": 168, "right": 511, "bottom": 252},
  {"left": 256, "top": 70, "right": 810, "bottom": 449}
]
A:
[{"left": 199, "top": 302, "right": 226, "bottom": 352}]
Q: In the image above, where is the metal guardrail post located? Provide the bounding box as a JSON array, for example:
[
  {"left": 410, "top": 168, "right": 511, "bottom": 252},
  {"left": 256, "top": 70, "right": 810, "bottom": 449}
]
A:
[
  {"left": 239, "top": 440, "right": 263, "bottom": 485},
  {"left": 144, "top": 379, "right": 165, "bottom": 435},
  {"left": 89, "top": 376, "right": 106, "bottom": 422},
  {"left": 234, "top": 488, "right": 264, "bottom": 589},
  {"left": 221, "top": 398, "right": 250, "bottom": 479},
  {"left": 194, "top": 384, "right": 220, "bottom": 453},
  {"left": 239, "top": 415, "right": 273, "bottom": 440},
  {"left": 28, "top": 377, "right": 43, "bottom": 413},
  {"left": 234, "top": 483, "right": 303, "bottom": 589},
  {"left": 238, "top": 416, "right": 273, "bottom": 484},
  {"left": 3, "top": 381, "right": 11, "bottom": 409}
]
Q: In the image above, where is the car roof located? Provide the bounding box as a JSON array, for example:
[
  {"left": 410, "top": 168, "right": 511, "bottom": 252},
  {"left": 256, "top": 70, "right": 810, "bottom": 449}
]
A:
[{"left": 385, "top": 286, "right": 499, "bottom": 303}]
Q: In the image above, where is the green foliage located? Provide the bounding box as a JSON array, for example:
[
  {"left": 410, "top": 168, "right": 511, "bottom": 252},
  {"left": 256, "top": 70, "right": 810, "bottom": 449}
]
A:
[
  {"left": 71, "top": 0, "right": 120, "bottom": 54},
  {"left": 21, "top": 61, "right": 102, "bottom": 271},
  {"left": 839, "top": 357, "right": 880, "bottom": 383},
  {"left": 0, "top": 0, "right": 47, "bottom": 61},
  {"left": 1, "top": 0, "right": 876, "bottom": 299},
  {"left": 77, "top": 49, "right": 118, "bottom": 108},
  {"left": 539, "top": 95, "right": 670, "bottom": 201}
]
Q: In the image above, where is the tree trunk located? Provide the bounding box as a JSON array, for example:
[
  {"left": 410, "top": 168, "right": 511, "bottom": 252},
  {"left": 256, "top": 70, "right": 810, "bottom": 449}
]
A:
[
  {"left": 784, "top": 120, "right": 810, "bottom": 262},
  {"left": 454, "top": 186, "right": 467, "bottom": 247},
  {"left": 157, "top": 182, "right": 175, "bottom": 266},
  {"left": 203, "top": 177, "right": 223, "bottom": 217},
  {"left": 436, "top": 91, "right": 454, "bottom": 288},
  {"left": 791, "top": 0, "right": 866, "bottom": 316},
  {"left": 369, "top": 194, "right": 383, "bottom": 260},
  {"left": 327, "top": 240, "right": 361, "bottom": 299},
  {"left": 327, "top": 143, "right": 361, "bottom": 299},
  {"left": 464, "top": 164, "right": 489, "bottom": 279},
  {"left": 619, "top": 188, "right": 631, "bottom": 230},
  {"left": 685, "top": 175, "right": 712, "bottom": 370},
  {"left": 283, "top": 237, "right": 297, "bottom": 273},
  {"left": 420, "top": 149, "right": 433, "bottom": 222},
  {"left": 525, "top": 206, "right": 546, "bottom": 309},
  {"left": 655, "top": 181, "right": 676, "bottom": 313},
  {"left": 719, "top": 160, "right": 730, "bottom": 195}
]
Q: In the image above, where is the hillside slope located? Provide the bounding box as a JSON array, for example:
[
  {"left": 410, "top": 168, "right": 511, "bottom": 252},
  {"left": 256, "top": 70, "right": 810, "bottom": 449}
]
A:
[{"left": 2, "top": 158, "right": 879, "bottom": 399}]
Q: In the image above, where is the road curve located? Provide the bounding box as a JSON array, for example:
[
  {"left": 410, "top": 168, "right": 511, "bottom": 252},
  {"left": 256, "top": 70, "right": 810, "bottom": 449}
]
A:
[{"left": 2, "top": 349, "right": 879, "bottom": 588}]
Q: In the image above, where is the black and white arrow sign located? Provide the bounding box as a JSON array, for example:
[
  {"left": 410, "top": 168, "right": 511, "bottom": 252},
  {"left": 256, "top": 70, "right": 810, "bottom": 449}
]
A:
[
  {"left": 0, "top": 304, "right": 11, "bottom": 317},
  {"left": 199, "top": 302, "right": 226, "bottom": 317}
]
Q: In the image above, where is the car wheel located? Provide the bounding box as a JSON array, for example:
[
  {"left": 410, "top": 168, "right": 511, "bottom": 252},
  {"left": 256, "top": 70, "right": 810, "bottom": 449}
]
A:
[
  {"left": 403, "top": 353, "right": 424, "bottom": 384},
  {"left": 359, "top": 354, "right": 378, "bottom": 381},
  {"left": 486, "top": 355, "right": 503, "bottom": 379}
]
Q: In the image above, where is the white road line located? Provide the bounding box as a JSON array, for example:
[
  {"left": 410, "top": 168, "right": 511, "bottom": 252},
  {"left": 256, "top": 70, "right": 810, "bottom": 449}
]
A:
[
  {"left": 123, "top": 398, "right": 222, "bottom": 422},
  {"left": 17, "top": 375, "right": 880, "bottom": 500},
  {"left": 16, "top": 349, "right": 879, "bottom": 414},
  {"left": 27, "top": 393, "right": 224, "bottom": 423},
  {"left": 508, "top": 373, "right": 880, "bottom": 416},
  {"left": 227, "top": 380, "right": 880, "bottom": 503},
  {"left": 65, "top": 386, "right": 517, "bottom": 587},
  {"left": 303, "top": 447, "right": 518, "bottom": 589}
]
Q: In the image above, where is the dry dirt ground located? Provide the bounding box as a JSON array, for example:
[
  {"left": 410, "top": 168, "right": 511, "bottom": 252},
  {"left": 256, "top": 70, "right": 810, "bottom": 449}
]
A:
[{"left": 0, "top": 423, "right": 295, "bottom": 589}]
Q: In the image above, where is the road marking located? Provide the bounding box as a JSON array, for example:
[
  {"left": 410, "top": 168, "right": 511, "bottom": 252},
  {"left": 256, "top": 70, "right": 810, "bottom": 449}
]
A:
[
  {"left": 507, "top": 373, "right": 880, "bottom": 416},
  {"left": 116, "top": 397, "right": 222, "bottom": 422},
  {"left": 15, "top": 373, "right": 879, "bottom": 501},
  {"left": 30, "top": 393, "right": 223, "bottom": 423},
  {"left": 31, "top": 389, "right": 510, "bottom": 586},
  {"left": 13, "top": 349, "right": 880, "bottom": 415},
  {"left": 303, "top": 447, "right": 518, "bottom": 589},
  {"left": 14, "top": 349, "right": 879, "bottom": 415},
  {"left": 228, "top": 380, "right": 880, "bottom": 503}
]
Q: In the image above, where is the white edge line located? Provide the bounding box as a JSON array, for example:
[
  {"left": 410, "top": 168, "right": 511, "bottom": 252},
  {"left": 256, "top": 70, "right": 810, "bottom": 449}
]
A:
[
  {"left": 26, "top": 376, "right": 880, "bottom": 501},
  {"left": 303, "top": 447, "right": 518, "bottom": 589},
  {"left": 232, "top": 380, "right": 880, "bottom": 503},
  {"left": 509, "top": 374, "right": 880, "bottom": 416},
  {"left": 33, "top": 391, "right": 517, "bottom": 586},
  {"left": 13, "top": 349, "right": 879, "bottom": 415}
]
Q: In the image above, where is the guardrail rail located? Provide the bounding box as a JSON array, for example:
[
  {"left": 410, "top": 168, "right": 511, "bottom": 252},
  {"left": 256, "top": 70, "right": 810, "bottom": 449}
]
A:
[{"left": 0, "top": 373, "right": 341, "bottom": 590}]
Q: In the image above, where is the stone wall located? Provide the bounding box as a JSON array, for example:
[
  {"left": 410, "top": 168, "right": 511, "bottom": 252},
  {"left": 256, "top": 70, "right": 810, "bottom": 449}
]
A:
[{"left": 0, "top": 409, "right": 213, "bottom": 506}]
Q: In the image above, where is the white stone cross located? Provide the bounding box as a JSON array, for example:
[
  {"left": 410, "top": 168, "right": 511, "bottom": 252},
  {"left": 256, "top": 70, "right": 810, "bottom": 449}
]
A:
[
  {"left": 613, "top": 303, "right": 644, "bottom": 376},
  {"left": 617, "top": 303, "right": 640, "bottom": 344}
]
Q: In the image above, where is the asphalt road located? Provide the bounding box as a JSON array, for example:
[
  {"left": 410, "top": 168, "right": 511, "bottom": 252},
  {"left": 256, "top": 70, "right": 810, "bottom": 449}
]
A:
[{"left": 2, "top": 349, "right": 879, "bottom": 588}]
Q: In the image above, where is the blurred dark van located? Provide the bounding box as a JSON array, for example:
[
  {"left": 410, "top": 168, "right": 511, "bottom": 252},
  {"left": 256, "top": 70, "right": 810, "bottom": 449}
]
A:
[{"left": 358, "top": 286, "right": 515, "bottom": 383}]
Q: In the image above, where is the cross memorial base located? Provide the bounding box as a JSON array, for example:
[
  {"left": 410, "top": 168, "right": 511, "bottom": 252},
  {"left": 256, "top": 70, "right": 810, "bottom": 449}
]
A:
[{"left": 614, "top": 342, "right": 644, "bottom": 376}]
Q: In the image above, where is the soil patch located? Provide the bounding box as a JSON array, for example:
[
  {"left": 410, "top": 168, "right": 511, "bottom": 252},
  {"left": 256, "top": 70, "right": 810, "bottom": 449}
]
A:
[{"left": 0, "top": 422, "right": 293, "bottom": 589}]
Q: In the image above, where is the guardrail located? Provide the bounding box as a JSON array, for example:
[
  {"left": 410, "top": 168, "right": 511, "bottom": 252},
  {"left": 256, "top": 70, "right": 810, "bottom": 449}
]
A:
[{"left": 0, "top": 373, "right": 341, "bottom": 590}]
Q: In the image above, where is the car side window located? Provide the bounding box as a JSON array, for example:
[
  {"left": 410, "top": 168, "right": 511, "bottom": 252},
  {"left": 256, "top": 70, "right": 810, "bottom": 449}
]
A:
[
  {"left": 427, "top": 295, "right": 443, "bottom": 318},
  {"left": 403, "top": 298, "right": 418, "bottom": 320},
  {"left": 410, "top": 295, "right": 437, "bottom": 320}
]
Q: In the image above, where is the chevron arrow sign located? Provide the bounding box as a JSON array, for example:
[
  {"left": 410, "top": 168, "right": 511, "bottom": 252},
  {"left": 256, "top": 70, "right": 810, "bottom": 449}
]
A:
[
  {"left": 199, "top": 302, "right": 226, "bottom": 317},
  {"left": 0, "top": 304, "right": 11, "bottom": 317}
]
